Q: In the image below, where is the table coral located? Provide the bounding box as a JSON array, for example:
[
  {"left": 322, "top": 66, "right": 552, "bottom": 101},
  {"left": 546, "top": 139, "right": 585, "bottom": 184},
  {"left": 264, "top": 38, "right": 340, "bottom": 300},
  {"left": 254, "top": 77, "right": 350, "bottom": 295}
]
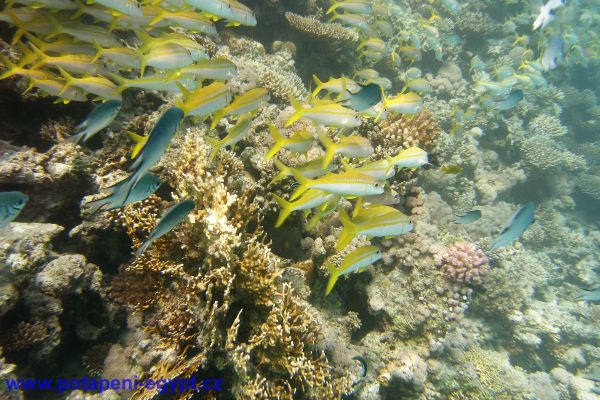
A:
[{"left": 285, "top": 12, "right": 359, "bottom": 45}]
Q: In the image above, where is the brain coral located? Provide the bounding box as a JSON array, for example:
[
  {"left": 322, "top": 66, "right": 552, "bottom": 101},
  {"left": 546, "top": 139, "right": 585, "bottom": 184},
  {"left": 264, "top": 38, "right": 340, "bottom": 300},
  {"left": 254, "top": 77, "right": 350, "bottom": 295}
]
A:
[{"left": 440, "top": 242, "right": 490, "bottom": 285}]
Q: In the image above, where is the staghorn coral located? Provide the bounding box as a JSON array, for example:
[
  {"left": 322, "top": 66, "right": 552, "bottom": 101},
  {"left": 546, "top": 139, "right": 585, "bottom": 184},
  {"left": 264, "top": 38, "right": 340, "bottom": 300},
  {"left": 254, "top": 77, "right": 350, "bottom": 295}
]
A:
[
  {"left": 368, "top": 109, "right": 442, "bottom": 158},
  {"left": 440, "top": 242, "right": 490, "bottom": 285},
  {"left": 527, "top": 114, "right": 568, "bottom": 138},
  {"left": 285, "top": 12, "right": 359, "bottom": 45},
  {"left": 519, "top": 134, "right": 587, "bottom": 172}
]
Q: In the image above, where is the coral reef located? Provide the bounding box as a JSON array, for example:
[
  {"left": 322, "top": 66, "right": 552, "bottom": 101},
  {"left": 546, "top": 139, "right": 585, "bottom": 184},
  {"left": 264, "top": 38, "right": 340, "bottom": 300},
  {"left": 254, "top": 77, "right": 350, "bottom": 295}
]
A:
[{"left": 440, "top": 242, "right": 490, "bottom": 285}]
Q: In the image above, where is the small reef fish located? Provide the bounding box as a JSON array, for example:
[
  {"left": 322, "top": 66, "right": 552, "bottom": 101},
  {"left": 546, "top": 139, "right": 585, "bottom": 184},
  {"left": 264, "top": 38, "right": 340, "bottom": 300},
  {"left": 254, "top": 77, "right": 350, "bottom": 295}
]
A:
[
  {"left": 325, "top": 245, "right": 382, "bottom": 295},
  {"left": 137, "top": 31, "right": 208, "bottom": 63},
  {"left": 363, "top": 187, "right": 400, "bottom": 205},
  {"left": 494, "top": 90, "right": 523, "bottom": 111},
  {"left": 384, "top": 92, "right": 422, "bottom": 114},
  {"left": 328, "top": 12, "right": 370, "bottom": 32},
  {"left": 454, "top": 210, "right": 482, "bottom": 224},
  {"left": 320, "top": 133, "right": 374, "bottom": 168},
  {"left": 25, "top": 76, "right": 88, "bottom": 103},
  {"left": 327, "top": 0, "right": 372, "bottom": 15},
  {"left": 113, "top": 107, "right": 185, "bottom": 205},
  {"left": 353, "top": 204, "right": 404, "bottom": 222},
  {"left": 0, "top": 191, "right": 29, "bottom": 229},
  {"left": 357, "top": 37, "right": 386, "bottom": 53},
  {"left": 175, "top": 81, "right": 232, "bottom": 117},
  {"left": 111, "top": 71, "right": 196, "bottom": 93},
  {"left": 541, "top": 36, "right": 563, "bottom": 71},
  {"left": 287, "top": 97, "right": 361, "bottom": 128},
  {"left": 175, "top": 59, "right": 237, "bottom": 82},
  {"left": 0, "top": 52, "right": 50, "bottom": 81},
  {"left": 6, "top": 11, "right": 54, "bottom": 45},
  {"left": 46, "top": 18, "right": 121, "bottom": 48},
  {"left": 354, "top": 68, "right": 380, "bottom": 81},
  {"left": 149, "top": 10, "right": 217, "bottom": 35},
  {"left": 533, "top": 0, "right": 564, "bottom": 30},
  {"left": 576, "top": 285, "right": 600, "bottom": 303},
  {"left": 402, "top": 78, "right": 432, "bottom": 93},
  {"left": 127, "top": 131, "right": 147, "bottom": 159},
  {"left": 365, "top": 76, "right": 392, "bottom": 90},
  {"left": 227, "top": 0, "right": 257, "bottom": 27},
  {"left": 270, "top": 158, "right": 335, "bottom": 184},
  {"left": 25, "top": 44, "right": 101, "bottom": 75},
  {"left": 312, "top": 75, "right": 361, "bottom": 97},
  {"left": 341, "top": 159, "right": 395, "bottom": 181},
  {"left": 68, "top": 99, "right": 122, "bottom": 144},
  {"left": 337, "top": 208, "right": 413, "bottom": 251},
  {"left": 388, "top": 147, "right": 429, "bottom": 169},
  {"left": 272, "top": 190, "right": 334, "bottom": 228},
  {"left": 342, "top": 83, "right": 383, "bottom": 112},
  {"left": 140, "top": 42, "right": 194, "bottom": 76},
  {"left": 289, "top": 170, "right": 383, "bottom": 201},
  {"left": 91, "top": 43, "right": 141, "bottom": 70},
  {"left": 265, "top": 124, "right": 313, "bottom": 160},
  {"left": 135, "top": 199, "right": 196, "bottom": 256},
  {"left": 206, "top": 113, "right": 253, "bottom": 161},
  {"left": 210, "top": 88, "right": 269, "bottom": 129},
  {"left": 93, "top": 0, "right": 143, "bottom": 17},
  {"left": 306, "top": 195, "right": 342, "bottom": 230},
  {"left": 85, "top": 173, "right": 162, "bottom": 214},
  {"left": 184, "top": 0, "right": 235, "bottom": 21},
  {"left": 24, "top": 32, "right": 96, "bottom": 56},
  {"left": 489, "top": 202, "right": 535, "bottom": 251},
  {"left": 56, "top": 67, "right": 118, "bottom": 100}
]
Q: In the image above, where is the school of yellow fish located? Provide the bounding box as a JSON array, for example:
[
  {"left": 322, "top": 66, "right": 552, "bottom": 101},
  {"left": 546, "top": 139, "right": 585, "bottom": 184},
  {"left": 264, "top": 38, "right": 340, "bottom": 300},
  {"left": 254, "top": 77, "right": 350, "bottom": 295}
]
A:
[{"left": 0, "top": 0, "right": 435, "bottom": 295}]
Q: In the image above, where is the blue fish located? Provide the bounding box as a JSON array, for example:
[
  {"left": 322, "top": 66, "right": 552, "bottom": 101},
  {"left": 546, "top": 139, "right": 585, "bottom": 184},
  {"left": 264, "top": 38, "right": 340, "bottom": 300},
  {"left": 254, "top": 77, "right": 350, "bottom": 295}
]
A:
[
  {"left": 68, "top": 99, "right": 122, "bottom": 144},
  {"left": 113, "top": 107, "right": 184, "bottom": 206},
  {"left": 454, "top": 209, "right": 482, "bottom": 224},
  {"left": 0, "top": 191, "right": 29, "bottom": 229},
  {"left": 342, "top": 83, "right": 382, "bottom": 112},
  {"left": 85, "top": 173, "right": 162, "bottom": 213},
  {"left": 576, "top": 285, "right": 600, "bottom": 302},
  {"left": 494, "top": 90, "right": 523, "bottom": 111},
  {"left": 135, "top": 199, "right": 195, "bottom": 256},
  {"left": 489, "top": 202, "right": 535, "bottom": 251}
]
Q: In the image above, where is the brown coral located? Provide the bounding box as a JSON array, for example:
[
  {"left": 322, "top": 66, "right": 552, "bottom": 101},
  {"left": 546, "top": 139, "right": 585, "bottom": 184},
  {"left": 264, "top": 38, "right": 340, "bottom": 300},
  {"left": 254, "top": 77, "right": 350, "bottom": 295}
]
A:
[{"left": 285, "top": 12, "right": 359, "bottom": 45}]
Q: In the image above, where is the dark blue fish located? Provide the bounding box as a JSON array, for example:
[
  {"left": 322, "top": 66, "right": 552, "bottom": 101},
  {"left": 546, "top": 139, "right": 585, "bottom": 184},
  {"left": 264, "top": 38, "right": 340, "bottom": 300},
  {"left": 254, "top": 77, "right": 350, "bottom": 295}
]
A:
[
  {"left": 112, "top": 107, "right": 184, "bottom": 207},
  {"left": 85, "top": 173, "right": 162, "bottom": 213},
  {"left": 576, "top": 285, "right": 600, "bottom": 302},
  {"left": 489, "top": 202, "right": 535, "bottom": 251},
  {"left": 135, "top": 199, "right": 196, "bottom": 256},
  {"left": 342, "top": 83, "right": 382, "bottom": 112},
  {"left": 494, "top": 90, "right": 523, "bottom": 111},
  {"left": 68, "top": 99, "right": 122, "bottom": 144},
  {"left": 352, "top": 356, "right": 368, "bottom": 378},
  {"left": 454, "top": 209, "right": 481, "bottom": 224},
  {"left": 0, "top": 191, "right": 28, "bottom": 229}
]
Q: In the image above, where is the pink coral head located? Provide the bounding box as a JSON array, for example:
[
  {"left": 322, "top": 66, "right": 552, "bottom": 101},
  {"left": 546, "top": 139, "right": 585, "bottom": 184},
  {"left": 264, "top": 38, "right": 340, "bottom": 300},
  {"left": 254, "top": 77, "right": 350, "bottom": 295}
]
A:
[{"left": 440, "top": 242, "right": 490, "bottom": 285}]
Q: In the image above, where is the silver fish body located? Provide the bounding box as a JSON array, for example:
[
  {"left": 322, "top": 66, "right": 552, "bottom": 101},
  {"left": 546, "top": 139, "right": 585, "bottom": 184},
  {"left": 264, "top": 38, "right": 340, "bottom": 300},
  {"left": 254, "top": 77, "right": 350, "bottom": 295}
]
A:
[
  {"left": 68, "top": 99, "right": 122, "bottom": 144},
  {"left": 136, "top": 199, "right": 196, "bottom": 256},
  {"left": 454, "top": 209, "right": 481, "bottom": 224},
  {"left": 85, "top": 174, "right": 162, "bottom": 213},
  {"left": 0, "top": 191, "right": 29, "bottom": 229}
]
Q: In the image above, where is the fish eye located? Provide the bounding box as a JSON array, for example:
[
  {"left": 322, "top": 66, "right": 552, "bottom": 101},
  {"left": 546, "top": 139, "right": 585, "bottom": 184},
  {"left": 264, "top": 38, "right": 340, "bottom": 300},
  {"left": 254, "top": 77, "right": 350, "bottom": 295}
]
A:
[
  {"left": 17, "top": 199, "right": 24, "bottom": 205},
  {"left": 375, "top": 182, "right": 380, "bottom": 187}
]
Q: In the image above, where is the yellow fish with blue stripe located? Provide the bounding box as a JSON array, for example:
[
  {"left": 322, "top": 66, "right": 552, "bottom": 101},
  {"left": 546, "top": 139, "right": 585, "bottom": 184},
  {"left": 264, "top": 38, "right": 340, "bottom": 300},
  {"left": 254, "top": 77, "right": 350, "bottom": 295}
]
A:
[
  {"left": 210, "top": 88, "right": 269, "bottom": 129},
  {"left": 325, "top": 246, "right": 382, "bottom": 295}
]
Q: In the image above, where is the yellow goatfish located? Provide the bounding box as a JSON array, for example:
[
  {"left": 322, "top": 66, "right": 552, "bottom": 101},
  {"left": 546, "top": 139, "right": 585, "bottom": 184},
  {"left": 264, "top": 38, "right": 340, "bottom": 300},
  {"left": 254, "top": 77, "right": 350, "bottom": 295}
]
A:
[
  {"left": 206, "top": 113, "right": 253, "bottom": 161},
  {"left": 325, "top": 245, "right": 382, "bottom": 295},
  {"left": 7, "top": 11, "right": 54, "bottom": 45},
  {"left": 289, "top": 169, "right": 383, "bottom": 201},
  {"left": 319, "top": 133, "right": 373, "bottom": 168},
  {"left": 110, "top": 71, "right": 196, "bottom": 93},
  {"left": 140, "top": 42, "right": 194, "bottom": 76},
  {"left": 226, "top": 0, "right": 257, "bottom": 26},
  {"left": 183, "top": 0, "right": 235, "bottom": 21},
  {"left": 388, "top": 147, "right": 429, "bottom": 169},
  {"left": 327, "top": 0, "right": 372, "bottom": 15},
  {"left": 175, "top": 59, "right": 238, "bottom": 82},
  {"left": 341, "top": 159, "right": 395, "bottom": 181},
  {"left": 265, "top": 124, "right": 313, "bottom": 160},
  {"left": 210, "top": 87, "right": 269, "bottom": 128},
  {"left": 286, "top": 97, "right": 361, "bottom": 128},
  {"left": 272, "top": 190, "right": 334, "bottom": 227},
  {"left": 91, "top": 0, "right": 143, "bottom": 17},
  {"left": 149, "top": 9, "right": 217, "bottom": 35},
  {"left": 25, "top": 77, "right": 88, "bottom": 103},
  {"left": 25, "top": 43, "right": 101, "bottom": 75},
  {"left": 384, "top": 92, "right": 423, "bottom": 114},
  {"left": 56, "top": 67, "right": 119, "bottom": 100},
  {"left": 0, "top": 52, "right": 51, "bottom": 81},
  {"left": 46, "top": 16, "right": 120, "bottom": 47},
  {"left": 306, "top": 195, "right": 342, "bottom": 230},
  {"left": 271, "top": 158, "right": 335, "bottom": 184},
  {"left": 23, "top": 32, "right": 95, "bottom": 57},
  {"left": 357, "top": 37, "right": 386, "bottom": 52},
  {"left": 312, "top": 75, "right": 360, "bottom": 97},
  {"left": 137, "top": 31, "right": 208, "bottom": 63},
  {"left": 175, "top": 81, "right": 233, "bottom": 117},
  {"left": 91, "top": 42, "right": 141, "bottom": 70},
  {"left": 337, "top": 208, "right": 413, "bottom": 251},
  {"left": 8, "top": 0, "right": 77, "bottom": 10}
]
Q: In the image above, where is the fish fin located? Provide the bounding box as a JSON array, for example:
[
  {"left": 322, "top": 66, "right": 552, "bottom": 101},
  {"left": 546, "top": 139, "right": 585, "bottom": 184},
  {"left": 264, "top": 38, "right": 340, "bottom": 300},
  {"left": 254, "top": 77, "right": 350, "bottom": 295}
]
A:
[
  {"left": 205, "top": 136, "right": 221, "bottom": 162},
  {"left": 148, "top": 11, "right": 166, "bottom": 26},
  {"left": 325, "top": 2, "right": 339, "bottom": 15},
  {"left": 265, "top": 123, "right": 286, "bottom": 161},
  {"left": 324, "top": 260, "right": 339, "bottom": 295},
  {"left": 22, "top": 42, "right": 48, "bottom": 70},
  {"left": 56, "top": 66, "right": 75, "bottom": 95},
  {"left": 306, "top": 212, "right": 322, "bottom": 230},
  {"left": 272, "top": 193, "right": 292, "bottom": 228},
  {"left": 270, "top": 159, "right": 290, "bottom": 184},
  {"left": 210, "top": 109, "right": 223, "bottom": 130},
  {"left": 67, "top": 130, "right": 86, "bottom": 144},
  {"left": 84, "top": 195, "right": 112, "bottom": 214},
  {"left": 327, "top": 10, "right": 340, "bottom": 22},
  {"left": 0, "top": 52, "right": 18, "bottom": 80},
  {"left": 90, "top": 40, "right": 104, "bottom": 64},
  {"left": 319, "top": 132, "right": 336, "bottom": 169},
  {"left": 176, "top": 81, "right": 191, "bottom": 99},
  {"left": 135, "top": 237, "right": 153, "bottom": 257},
  {"left": 127, "top": 131, "right": 148, "bottom": 159},
  {"left": 107, "top": 72, "right": 127, "bottom": 94},
  {"left": 289, "top": 168, "right": 310, "bottom": 201},
  {"left": 336, "top": 207, "right": 356, "bottom": 251},
  {"left": 285, "top": 95, "right": 305, "bottom": 127},
  {"left": 7, "top": 11, "right": 29, "bottom": 45},
  {"left": 352, "top": 196, "right": 365, "bottom": 218}
]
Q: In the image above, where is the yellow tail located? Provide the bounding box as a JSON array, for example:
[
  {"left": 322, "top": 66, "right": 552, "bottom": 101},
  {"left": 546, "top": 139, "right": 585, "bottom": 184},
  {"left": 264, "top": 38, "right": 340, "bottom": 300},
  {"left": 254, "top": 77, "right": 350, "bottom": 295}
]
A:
[
  {"left": 336, "top": 208, "right": 357, "bottom": 251},
  {"left": 324, "top": 261, "right": 339, "bottom": 295},
  {"left": 272, "top": 193, "right": 292, "bottom": 228},
  {"left": 127, "top": 131, "right": 148, "bottom": 159},
  {"left": 289, "top": 167, "right": 310, "bottom": 201},
  {"left": 210, "top": 109, "right": 224, "bottom": 130},
  {"left": 285, "top": 95, "right": 305, "bottom": 127},
  {"left": 206, "top": 136, "right": 221, "bottom": 162},
  {"left": 271, "top": 159, "right": 291, "bottom": 184},
  {"left": 319, "top": 132, "right": 337, "bottom": 169},
  {"left": 265, "top": 123, "right": 285, "bottom": 160}
]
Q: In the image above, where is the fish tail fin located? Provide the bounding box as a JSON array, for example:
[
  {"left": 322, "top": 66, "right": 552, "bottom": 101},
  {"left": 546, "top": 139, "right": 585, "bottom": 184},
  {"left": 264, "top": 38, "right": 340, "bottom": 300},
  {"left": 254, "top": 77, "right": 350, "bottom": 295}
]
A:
[
  {"left": 289, "top": 168, "right": 309, "bottom": 201},
  {"left": 21, "top": 42, "right": 47, "bottom": 70},
  {"left": 319, "top": 132, "right": 336, "bottom": 169},
  {"left": 135, "top": 237, "right": 153, "bottom": 257},
  {"left": 84, "top": 195, "right": 111, "bottom": 214},
  {"left": 337, "top": 207, "right": 356, "bottom": 251},
  {"left": 210, "top": 109, "right": 224, "bottom": 129},
  {"left": 328, "top": 10, "right": 340, "bottom": 22},
  {"left": 206, "top": 136, "right": 221, "bottom": 162},
  {"left": 56, "top": 66, "right": 75, "bottom": 95},
  {"left": 272, "top": 193, "right": 293, "bottom": 228},
  {"left": 324, "top": 261, "right": 339, "bottom": 295},
  {"left": 325, "top": 2, "right": 339, "bottom": 15},
  {"left": 311, "top": 74, "right": 324, "bottom": 96},
  {"left": 91, "top": 40, "right": 104, "bottom": 64},
  {"left": 44, "top": 12, "right": 62, "bottom": 40},
  {"left": 357, "top": 38, "right": 368, "bottom": 50},
  {"left": 352, "top": 196, "right": 365, "bottom": 218},
  {"left": 306, "top": 212, "right": 322, "bottom": 230},
  {"left": 0, "top": 52, "right": 18, "bottom": 80},
  {"left": 148, "top": 10, "right": 166, "bottom": 26},
  {"left": 127, "top": 131, "right": 147, "bottom": 159},
  {"left": 7, "top": 10, "right": 29, "bottom": 44},
  {"left": 270, "top": 159, "right": 290, "bottom": 184},
  {"left": 265, "top": 123, "right": 286, "bottom": 160},
  {"left": 285, "top": 95, "right": 305, "bottom": 127}
]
